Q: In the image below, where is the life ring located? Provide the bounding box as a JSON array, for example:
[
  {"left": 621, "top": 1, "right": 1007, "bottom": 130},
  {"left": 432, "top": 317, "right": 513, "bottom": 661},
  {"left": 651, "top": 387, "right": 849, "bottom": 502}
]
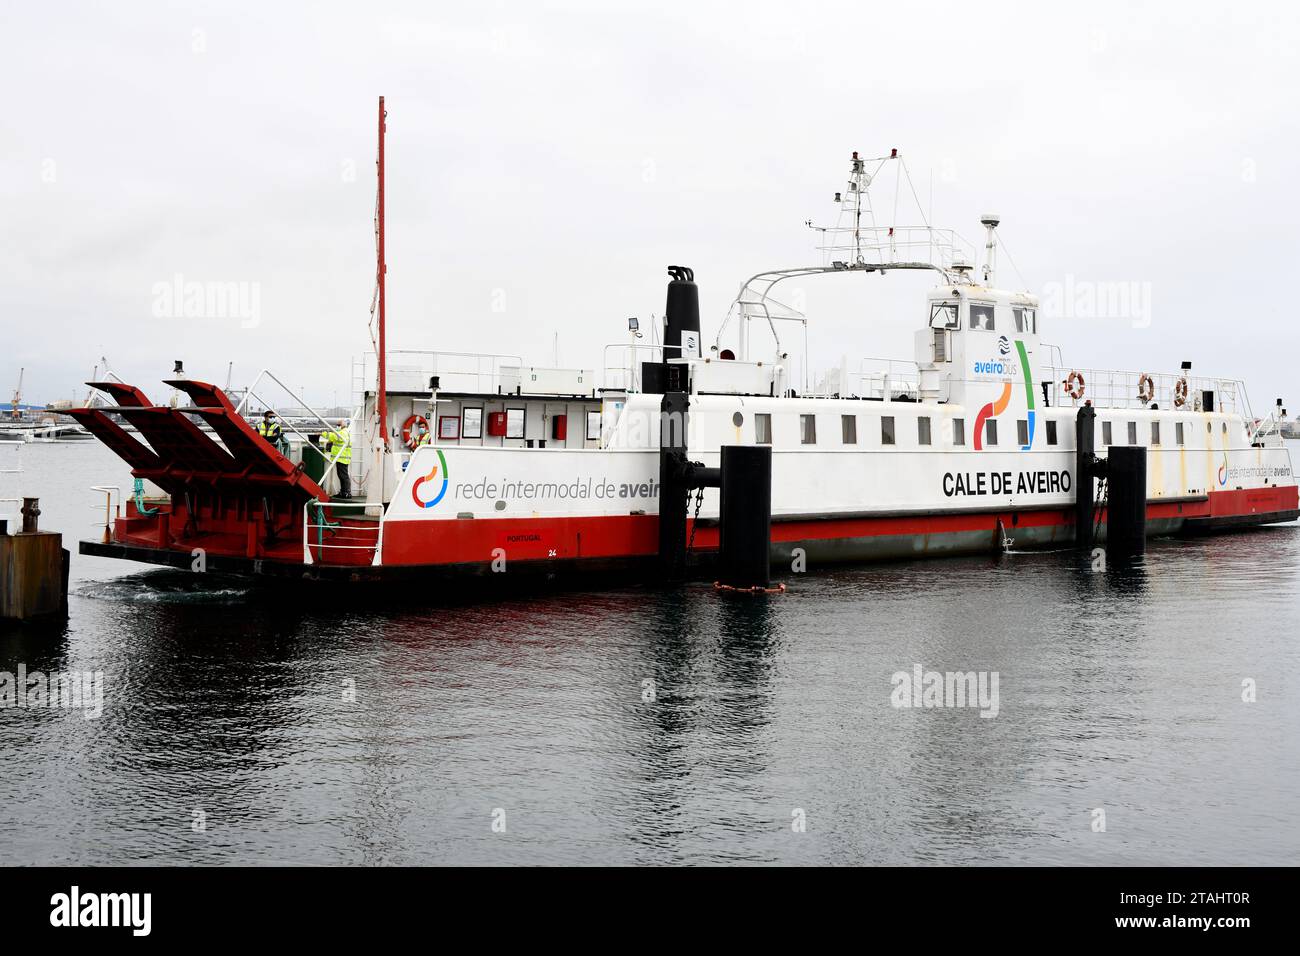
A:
[
  {"left": 1173, "top": 377, "right": 1189, "bottom": 408},
  {"left": 1064, "top": 370, "right": 1086, "bottom": 401},
  {"left": 401, "top": 414, "right": 429, "bottom": 449},
  {"left": 1136, "top": 373, "right": 1154, "bottom": 404}
]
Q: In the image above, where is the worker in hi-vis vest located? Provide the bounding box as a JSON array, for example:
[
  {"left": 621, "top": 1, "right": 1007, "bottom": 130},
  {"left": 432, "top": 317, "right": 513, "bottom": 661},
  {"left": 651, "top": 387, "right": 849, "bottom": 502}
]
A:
[
  {"left": 256, "top": 410, "right": 288, "bottom": 454},
  {"left": 322, "top": 419, "right": 353, "bottom": 498},
  {"left": 416, "top": 422, "right": 432, "bottom": 446}
]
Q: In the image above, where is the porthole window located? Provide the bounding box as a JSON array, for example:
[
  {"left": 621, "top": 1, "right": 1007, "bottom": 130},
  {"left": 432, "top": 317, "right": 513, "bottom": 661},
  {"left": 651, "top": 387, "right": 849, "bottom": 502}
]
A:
[{"left": 732, "top": 411, "right": 743, "bottom": 427}]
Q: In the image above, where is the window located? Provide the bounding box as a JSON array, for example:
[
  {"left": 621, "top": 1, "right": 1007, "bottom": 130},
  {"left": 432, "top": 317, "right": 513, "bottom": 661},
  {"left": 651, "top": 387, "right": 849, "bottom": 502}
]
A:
[
  {"left": 1102, "top": 421, "right": 1113, "bottom": 445},
  {"left": 841, "top": 415, "right": 857, "bottom": 444},
  {"left": 969, "top": 303, "right": 995, "bottom": 330},
  {"left": 800, "top": 414, "right": 816, "bottom": 445},
  {"left": 986, "top": 419, "right": 998, "bottom": 446},
  {"left": 1127, "top": 421, "right": 1137, "bottom": 445},
  {"left": 1176, "top": 422, "right": 1185, "bottom": 446},
  {"left": 918, "top": 417, "right": 931, "bottom": 446},
  {"left": 1151, "top": 421, "right": 1161, "bottom": 446},
  {"left": 1016, "top": 419, "right": 1029, "bottom": 446},
  {"left": 952, "top": 418, "right": 965, "bottom": 446},
  {"left": 1046, "top": 420, "right": 1058, "bottom": 445},
  {"left": 461, "top": 407, "right": 483, "bottom": 439},
  {"left": 755, "top": 413, "right": 771, "bottom": 444},
  {"left": 930, "top": 302, "right": 959, "bottom": 329},
  {"left": 505, "top": 407, "right": 526, "bottom": 439},
  {"left": 882, "top": 416, "right": 895, "bottom": 445},
  {"left": 585, "top": 411, "right": 602, "bottom": 441},
  {"left": 1013, "top": 307, "right": 1036, "bottom": 333}
]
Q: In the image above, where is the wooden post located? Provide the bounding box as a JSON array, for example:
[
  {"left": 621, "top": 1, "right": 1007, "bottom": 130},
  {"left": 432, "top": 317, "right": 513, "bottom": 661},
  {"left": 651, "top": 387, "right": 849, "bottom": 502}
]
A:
[{"left": 0, "top": 531, "right": 67, "bottom": 621}]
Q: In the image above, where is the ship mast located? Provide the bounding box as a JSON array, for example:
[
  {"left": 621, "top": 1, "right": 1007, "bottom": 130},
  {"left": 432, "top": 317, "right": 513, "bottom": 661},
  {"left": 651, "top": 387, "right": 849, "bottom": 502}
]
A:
[{"left": 376, "top": 96, "right": 390, "bottom": 452}]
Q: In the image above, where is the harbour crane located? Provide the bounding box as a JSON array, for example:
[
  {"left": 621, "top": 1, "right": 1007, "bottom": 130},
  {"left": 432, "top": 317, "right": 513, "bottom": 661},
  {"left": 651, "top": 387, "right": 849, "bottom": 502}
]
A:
[{"left": 9, "top": 368, "right": 22, "bottom": 419}]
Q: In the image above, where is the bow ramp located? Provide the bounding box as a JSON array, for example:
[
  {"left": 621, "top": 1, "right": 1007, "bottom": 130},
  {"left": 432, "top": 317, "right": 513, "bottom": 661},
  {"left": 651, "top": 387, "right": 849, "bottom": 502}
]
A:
[{"left": 64, "top": 380, "right": 330, "bottom": 563}]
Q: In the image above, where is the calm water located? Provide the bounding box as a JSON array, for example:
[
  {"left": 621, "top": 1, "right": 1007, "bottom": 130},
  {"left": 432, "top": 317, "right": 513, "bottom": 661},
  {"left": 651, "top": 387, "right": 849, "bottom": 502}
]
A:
[{"left": 2, "top": 441, "right": 1298, "bottom": 865}]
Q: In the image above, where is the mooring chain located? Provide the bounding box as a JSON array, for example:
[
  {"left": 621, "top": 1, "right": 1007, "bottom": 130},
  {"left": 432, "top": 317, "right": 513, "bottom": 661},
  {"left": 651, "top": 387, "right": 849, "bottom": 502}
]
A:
[
  {"left": 686, "top": 485, "right": 704, "bottom": 555},
  {"left": 1093, "top": 475, "right": 1109, "bottom": 544}
]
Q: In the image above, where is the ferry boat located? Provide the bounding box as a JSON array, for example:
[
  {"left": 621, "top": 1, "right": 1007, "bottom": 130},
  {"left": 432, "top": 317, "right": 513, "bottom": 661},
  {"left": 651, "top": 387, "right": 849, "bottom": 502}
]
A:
[{"left": 69, "top": 103, "right": 1298, "bottom": 581}]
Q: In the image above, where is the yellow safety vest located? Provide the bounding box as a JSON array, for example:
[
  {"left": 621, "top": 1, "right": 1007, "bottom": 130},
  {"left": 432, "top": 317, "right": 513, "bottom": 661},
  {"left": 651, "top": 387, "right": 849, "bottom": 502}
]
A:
[
  {"left": 256, "top": 420, "right": 282, "bottom": 441},
  {"left": 324, "top": 427, "right": 352, "bottom": 465}
]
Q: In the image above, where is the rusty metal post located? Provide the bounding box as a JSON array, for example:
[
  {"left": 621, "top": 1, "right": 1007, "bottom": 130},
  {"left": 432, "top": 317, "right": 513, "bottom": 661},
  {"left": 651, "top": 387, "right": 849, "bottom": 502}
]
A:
[{"left": 20, "top": 496, "right": 39, "bottom": 533}]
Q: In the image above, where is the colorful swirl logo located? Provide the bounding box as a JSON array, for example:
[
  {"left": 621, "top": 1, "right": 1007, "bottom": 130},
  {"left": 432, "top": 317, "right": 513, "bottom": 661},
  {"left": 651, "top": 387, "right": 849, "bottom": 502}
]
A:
[
  {"left": 1218, "top": 453, "right": 1228, "bottom": 487},
  {"left": 974, "top": 339, "right": 1036, "bottom": 451},
  {"left": 411, "top": 449, "right": 449, "bottom": 509}
]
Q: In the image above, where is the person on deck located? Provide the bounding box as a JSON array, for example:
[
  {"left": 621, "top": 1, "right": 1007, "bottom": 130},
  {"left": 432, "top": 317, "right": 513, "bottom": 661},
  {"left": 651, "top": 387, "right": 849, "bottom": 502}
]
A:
[
  {"left": 322, "top": 419, "right": 353, "bottom": 498},
  {"left": 256, "top": 411, "right": 288, "bottom": 454}
]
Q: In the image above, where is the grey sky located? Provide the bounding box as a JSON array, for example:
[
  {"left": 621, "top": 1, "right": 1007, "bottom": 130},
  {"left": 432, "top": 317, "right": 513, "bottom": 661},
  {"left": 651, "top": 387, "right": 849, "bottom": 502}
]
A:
[{"left": 3, "top": 1, "right": 1298, "bottom": 411}]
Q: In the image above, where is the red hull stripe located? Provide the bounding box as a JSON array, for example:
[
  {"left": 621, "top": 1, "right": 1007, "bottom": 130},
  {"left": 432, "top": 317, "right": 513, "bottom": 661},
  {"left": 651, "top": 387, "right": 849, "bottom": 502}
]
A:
[{"left": 378, "top": 486, "right": 1298, "bottom": 567}]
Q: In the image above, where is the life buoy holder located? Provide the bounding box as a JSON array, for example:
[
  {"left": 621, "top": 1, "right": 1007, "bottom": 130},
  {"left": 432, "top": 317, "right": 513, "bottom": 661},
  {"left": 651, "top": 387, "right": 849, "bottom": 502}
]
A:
[
  {"left": 1137, "top": 373, "right": 1154, "bottom": 404},
  {"left": 1173, "top": 377, "right": 1189, "bottom": 408},
  {"left": 1064, "top": 370, "right": 1086, "bottom": 401},
  {"left": 401, "top": 414, "right": 429, "bottom": 449}
]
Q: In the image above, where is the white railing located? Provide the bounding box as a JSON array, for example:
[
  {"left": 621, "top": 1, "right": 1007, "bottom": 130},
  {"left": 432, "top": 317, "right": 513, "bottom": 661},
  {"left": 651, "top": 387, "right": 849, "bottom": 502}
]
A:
[
  {"left": 0, "top": 440, "right": 21, "bottom": 533},
  {"left": 89, "top": 485, "right": 121, "bottom": 543},
  {"left": 1247, "top": 411, "right": 1287, "bottom": 445},
  {"left": 603, "top": 342, "right": 664, "bottom": 392},
  {"left": 302, "top": 500, "right": 382, "bottom": 566},
  {"left": 836, "top": 357, "right": 921, "bottom": 401},
  {"left": 816, "top": 225, "right": 975, "bottom": 272},
  {"left": 362, "top": 350, "right": 525, "bottom": 396},
  {"left": 232, "top": 368, "right": 358, "bottom": 495},
  {"left": 1045, "top": 366, "right": 1248, "bottom": 415}
]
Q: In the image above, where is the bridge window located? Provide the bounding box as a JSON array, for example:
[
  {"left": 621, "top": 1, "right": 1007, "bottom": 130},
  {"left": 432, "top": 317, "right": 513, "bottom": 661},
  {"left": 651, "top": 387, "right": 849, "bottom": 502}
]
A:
[
  {"left": 1102, "top": 421, "right": 1112, "bottom": 445},
  {"left": 969, "top": 303, "right": 995, "bottom": 330},
  {"left": 952, "top": 418, "right": 965, "bottom": 446},
  {"left": 930, "top": 302, "right": 959, "bottom": 329},
  {"left": 1013, "top": 307, "right": 1037, "bottom": 333},
  {"left": 882, "top": 416, "right": 896, "bottom": 445},
  {"left": 986, "top": 419, "right": 998, "bottom": 446},
  {"left": 1176, "top": 422, "right": 1185, "bottom": 446},
  {"left": 755, "top": 413, "right": 771, "bottom": 444},
  {"left": 1151, "top": 421, "right": 1161, "bottom": 446},
  {"left": 800, "top": 414, "right": 817, "bottom": 445},
  {"left": 918, "top": 416, "right": 932, "bottom": 445},
  {"left": 1127, "top": 421, "right": 1137, "bottom": 445},
  {"left": 841, "top": 415, "right": 857, "bottom": 444},
  {"left": 1016, "top": 419, "right": 1029, "bottom": 446},
  {"left": 1046, "top": 420, "right": 1058, "bottom": 445}
]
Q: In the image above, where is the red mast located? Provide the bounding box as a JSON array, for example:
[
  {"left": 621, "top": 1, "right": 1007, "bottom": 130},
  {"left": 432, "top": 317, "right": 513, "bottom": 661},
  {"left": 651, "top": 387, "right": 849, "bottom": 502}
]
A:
[{"left": 376, "top": 95, "right": 390, "bottom": 451}]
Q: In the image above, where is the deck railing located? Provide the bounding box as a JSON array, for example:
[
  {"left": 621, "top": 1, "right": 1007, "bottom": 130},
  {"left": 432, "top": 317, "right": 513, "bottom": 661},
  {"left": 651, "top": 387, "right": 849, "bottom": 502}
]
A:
[
  {"left": 1044, "top": 367, "right": 1248, "bottom": 415},
  {"left": 303, "top": 500, "right": 382, "bottom": 566}
]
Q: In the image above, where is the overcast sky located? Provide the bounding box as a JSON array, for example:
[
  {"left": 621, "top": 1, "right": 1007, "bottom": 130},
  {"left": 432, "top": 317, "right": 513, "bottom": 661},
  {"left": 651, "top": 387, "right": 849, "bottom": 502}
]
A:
[{"left": 3, "top": 1, "right": 1298, "bottom": 412}]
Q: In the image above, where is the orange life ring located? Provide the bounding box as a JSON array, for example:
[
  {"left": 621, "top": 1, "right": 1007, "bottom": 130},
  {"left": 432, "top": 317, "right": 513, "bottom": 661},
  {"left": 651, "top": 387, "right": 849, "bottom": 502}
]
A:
[
  {"left": 1064, "top": 370, "right": 1086, "bottom": 400},
  {"left": 401, "top": 414, "right": 429, "bottom": 449},
  {"left": 1137, "top": 373, "right": 1154, "bottom": 404},
  {"left": 1173, "top": 377, "right": 1189, "bottom": 408}
]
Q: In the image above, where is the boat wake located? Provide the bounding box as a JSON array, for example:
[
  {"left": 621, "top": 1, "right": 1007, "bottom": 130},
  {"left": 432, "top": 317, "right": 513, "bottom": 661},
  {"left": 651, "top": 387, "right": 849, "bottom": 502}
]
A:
[{"left": 75, "top": 570, "right": 255, "bottom": 605}]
